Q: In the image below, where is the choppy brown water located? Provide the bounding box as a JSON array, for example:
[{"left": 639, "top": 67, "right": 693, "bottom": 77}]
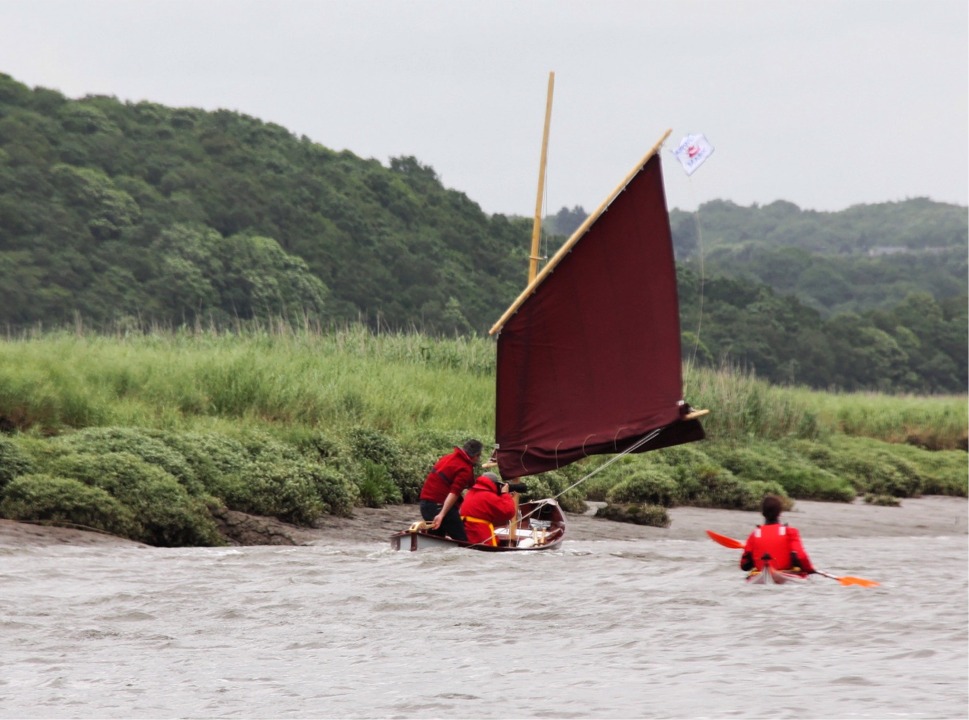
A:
[{"left": 2, "top": 533, "right": 966, "bottom": 719}]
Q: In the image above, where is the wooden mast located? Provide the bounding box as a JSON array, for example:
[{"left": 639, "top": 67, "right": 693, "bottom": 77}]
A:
[
  {"left": 528, "top": 71, "right": 555, "bottom": 285},
  {"left": 509, "top": 71, "right": 554, "bottom": 545}
]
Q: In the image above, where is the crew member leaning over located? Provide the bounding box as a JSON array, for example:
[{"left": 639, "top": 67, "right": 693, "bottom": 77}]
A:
[{"left": 418, "top": 439, "right": 482, "bottom": 542}]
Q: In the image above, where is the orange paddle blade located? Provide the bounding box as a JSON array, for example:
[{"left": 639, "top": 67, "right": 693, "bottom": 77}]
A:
[
  {"left": 817, "top": 570, "right": 880, "bottom": 587},
  {"left": 706, "top": 530, "right": 744, "bottom": 550},
  {"left": 835, "top": 575, "right": 880, "bottom": 588}
]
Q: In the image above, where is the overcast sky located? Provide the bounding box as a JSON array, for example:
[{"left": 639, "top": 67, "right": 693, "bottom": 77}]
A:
[{"left": 1, "top": 0, "right": 966, "bottom": 216}]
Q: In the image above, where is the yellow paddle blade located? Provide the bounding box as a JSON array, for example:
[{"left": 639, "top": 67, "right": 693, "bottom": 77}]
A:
[{"left": 706, "top": 530, "right": 744, "bottom": 550}]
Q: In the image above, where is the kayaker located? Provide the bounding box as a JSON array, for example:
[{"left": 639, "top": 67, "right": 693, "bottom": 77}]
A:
[
  {"left": 460, "top": 472, "right": 518, "bottom": 547},
  {"left": 418, "top": 439, "right": 482, "bottom": 541},
  {"left": 740, "top": 494, "right": 816, "bottom": 576}
]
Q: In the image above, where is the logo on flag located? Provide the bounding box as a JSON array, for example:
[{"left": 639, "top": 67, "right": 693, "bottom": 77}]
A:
[{"left": 672, "top": 134, "right": 714, "bottom": 175}]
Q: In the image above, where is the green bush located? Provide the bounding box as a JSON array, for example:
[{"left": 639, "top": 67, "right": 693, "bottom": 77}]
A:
[
  {"left": 580, "top": 455, "right": 642, "bottom": 501},
  {"left": 606, "top": 467, "right": 680, "bottom": 507},
  {"left": 859, "top": 455, "right": 922, "bottom": 497},
  {"left": 0, "top": 473, "right": 139, "bottom": 538},
  {"left": 46, "top": 451, "right": 223, "bottom": 546},
  {"left": 348, "top": 426, "right": 418, "bottom": 503},
  {"left": 665, "top": 462, "right": 787, "bottom": 512},
  {"left": 148, "top": 430, "right": 251, "bottom": 495},
  {"left": 813, "top": 437, "right": 923, "bottom": 498},
  {"left": 705, "top": 440, "right": 855, "bottom": 502},
  {"left": 237, "top": 430, "right": 303, "bottom": 462},
  {"left": 788, "top": 435, "right": 960, "bottom": 498},
  {"left": 744, "top": 481, "right": 794, "bottom": 511},
  {"left": 291, "top": 429, "right": 346, "bottom": 463},
  {"left": 348, "top": 427, "right": 401, "bottom": 467},
  {"left": 229, "top": 458, "right": 325, "bottom": 524},
  {"left": 653, "top": 443, "right": 720, "bottom": 470},
  {"left": 354, "top": 460, "right": 402, "bottom": 508},
  {"left": 404, "top": 430, "right": 476, "bottom": 456},
  {"left": 869, "top": 443, "right": 967, "bottom": 497},
  {"left": 631, "top": 444, "right": 776, "bottom": 508},
  {"left": 0, "top": 434, "right": 33, "bottom": 489},
  {"left": 307, "top": 464, "right": 357, "bottom": 517},
  {"left": 701, "top": 471, "right": 762, "bottom": 510},
  {"left": 706, "top": 442, "right": 783, "bottom": 478},
  {"left": 864, "top": 493, "right": 901, "bottom": 507},
  {"left": 54, "top": 427, "right": 202, "bottom": 495},
  {"left": 395, "top": 440, "right": 442, "bottom": 504},
  {"left": 517, "top": 468, "right": 588, "bottom": 514},
  {"left": 663, "top": 463, "right": 735, "bottom": 508},
  {"left": 595, "top": 503, "right": 670, "bottom": 527}
]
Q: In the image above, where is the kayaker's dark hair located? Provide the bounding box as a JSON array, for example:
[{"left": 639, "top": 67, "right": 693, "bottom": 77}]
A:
[{"left": 762, "top": 494, "right": 783, "bottom": 522}]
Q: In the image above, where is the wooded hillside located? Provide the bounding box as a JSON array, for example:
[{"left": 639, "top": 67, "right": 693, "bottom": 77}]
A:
[
  {"left": 670, "top": 199, "right": 967, "bottom": 317},
  {"left": 0, "top": 73, "right": 965, "bottom": 393}
]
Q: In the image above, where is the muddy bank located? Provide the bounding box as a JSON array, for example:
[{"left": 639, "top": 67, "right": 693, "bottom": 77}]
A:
[
  {"left": 1, "top": 496, "right": 964, "bottom": 549},
  {"left": 313, "top": 495, "right": 968, "bottom": 545}
]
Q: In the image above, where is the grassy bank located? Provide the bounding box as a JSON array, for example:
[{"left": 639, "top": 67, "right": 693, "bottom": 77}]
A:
[{"left": 0, "top": 325, "right": 965, "bottom": 546}]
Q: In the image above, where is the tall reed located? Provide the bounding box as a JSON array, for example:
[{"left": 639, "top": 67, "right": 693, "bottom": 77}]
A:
[{"left": 0, "top": 325, "right": 964, "bottom": 450}]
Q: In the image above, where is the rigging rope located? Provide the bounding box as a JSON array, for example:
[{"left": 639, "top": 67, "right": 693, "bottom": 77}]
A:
[
  {"left": 443, "top": 427, "right": 664, "bottom": 550},
  {"left": 539, "top": 151, "right": 551, "bottom": 267},
  {"left": 515, "top": 426, "right": 663, "bottom": 526}
]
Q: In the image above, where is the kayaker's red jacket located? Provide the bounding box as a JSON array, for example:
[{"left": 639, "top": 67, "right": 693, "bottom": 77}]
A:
[
  {"left": 741, "top": 522, "right": 815, "bottom": 574},
  {"left": 460, "top": 476, "right": 517, "bottom": 546},
  {"left": 419, "top": 447, "right": 477, "bottom": 504}
]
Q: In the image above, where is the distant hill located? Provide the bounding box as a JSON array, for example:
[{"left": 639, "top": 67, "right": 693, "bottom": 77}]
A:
[
  {"left": 0, "top": 72, "right": 531, "bottom": 335},
  {"left": 547, "top": 198, "right": 967, "bottom": 317},
  {"left": 669, "top": 199, "right": 968, "bottom": 316},
  {"left": 0, "top": 72, "right": 965, "bottom": 393}
]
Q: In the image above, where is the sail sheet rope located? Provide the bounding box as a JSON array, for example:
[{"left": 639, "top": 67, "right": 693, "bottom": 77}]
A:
[{"left": 515, "top": 427, "right": 663, "bottom": 526}]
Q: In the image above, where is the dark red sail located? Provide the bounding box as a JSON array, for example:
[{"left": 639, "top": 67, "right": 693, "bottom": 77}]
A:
[{"left": 492, "top": 149, "right": 704, "bottom": 479}]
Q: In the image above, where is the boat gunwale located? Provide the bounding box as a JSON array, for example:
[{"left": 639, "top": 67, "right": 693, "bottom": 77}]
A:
[{"left": 389, "top": 499, "right": 566, "bottom": 553}]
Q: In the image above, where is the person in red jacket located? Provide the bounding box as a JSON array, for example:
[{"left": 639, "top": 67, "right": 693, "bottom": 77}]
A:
[
  {"left": 740, "top": 494, "right": 816, "bottom": 576},
  {"left": 418, "top": 439, "right": 482, "bottom": 541},
  {"left": 460, "top": 472, "right": 518, "bottom": 547}
]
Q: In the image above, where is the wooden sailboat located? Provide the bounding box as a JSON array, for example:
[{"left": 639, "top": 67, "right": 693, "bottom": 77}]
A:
[
  {"left": 391, "top": 74, "right": 705, "bottom": 551},
  {"left": 389, "top": 497, "right": 567, "bottom": 552}
]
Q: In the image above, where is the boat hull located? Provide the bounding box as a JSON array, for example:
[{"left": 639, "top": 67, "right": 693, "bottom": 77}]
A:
[
  {"left": 745, "top": 567, "right": 808, "bottom": 585},
  {"left": 390, "top": 499, "right": 566, "bottom": 552}
]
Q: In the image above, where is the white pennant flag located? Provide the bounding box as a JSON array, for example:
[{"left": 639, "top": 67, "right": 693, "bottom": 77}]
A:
[{"left": 672, "top": 133, "right": 715, "bottom": 176}]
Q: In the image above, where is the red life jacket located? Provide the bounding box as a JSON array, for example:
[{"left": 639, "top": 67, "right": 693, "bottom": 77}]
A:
[
  {"left": 741, "top": 523, "right": 813, "bottom": 573},
  {"left": 461, "top": 476, "right": 516, "bottom": 546},
  {"left": 419, "top": 447, "right": 476, "bottom": 504}
]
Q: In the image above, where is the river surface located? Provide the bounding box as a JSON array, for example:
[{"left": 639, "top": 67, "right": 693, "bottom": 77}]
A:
[{"left": 2, "top": 532, "right": 966, "bottom": 719}]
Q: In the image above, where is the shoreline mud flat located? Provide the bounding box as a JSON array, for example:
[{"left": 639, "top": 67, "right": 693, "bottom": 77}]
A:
[{"left": 1, "top": 495, "right": 965, "bottom": 549}]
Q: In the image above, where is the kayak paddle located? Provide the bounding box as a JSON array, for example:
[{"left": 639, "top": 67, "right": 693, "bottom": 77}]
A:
[
  {"left": 706, "top": 529, "right": 880, "bottom": 587},
  {"left": 814, "top": 570, "right": 880, "bottom": 587},
  {"left": 706, "top": 529, "right": 743, "bottom": 549}
]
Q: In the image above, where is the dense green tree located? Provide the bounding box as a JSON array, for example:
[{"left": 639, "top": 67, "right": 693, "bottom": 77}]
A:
[
  {"left": 0, "top": 71, "right": 965, "bottom": 393},
  {"left": 545, "top": 205, "right": 587, "bottom": 237},
  {"left": 671, "top": 199, "right": 966, "bottom": 318}
]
